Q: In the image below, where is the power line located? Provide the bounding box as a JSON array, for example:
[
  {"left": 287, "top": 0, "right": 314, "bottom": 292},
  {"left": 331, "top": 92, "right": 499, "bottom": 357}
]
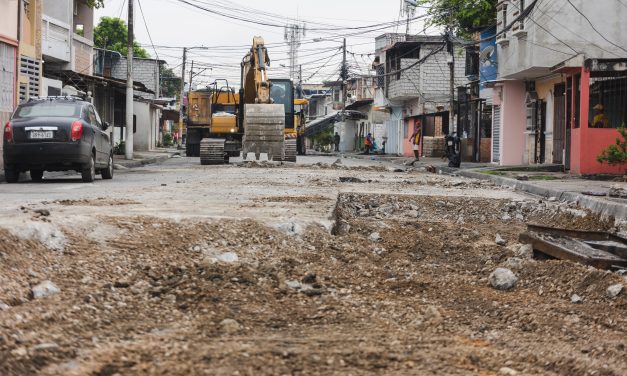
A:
[
  {"left": 565, "top": 0, "right": 627, "bottom": 54},
  {"left": 136, "top": 0, "right": 159, "bottom": 61}
]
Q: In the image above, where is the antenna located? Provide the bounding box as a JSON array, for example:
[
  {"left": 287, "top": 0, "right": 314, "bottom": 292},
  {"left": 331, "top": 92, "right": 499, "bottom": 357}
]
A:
[
  {"left": 400, "top": 0, "right": 417, "bottom": 36},
  {"left": 284, "top": 22, "right": 306, "bottom": 81}
]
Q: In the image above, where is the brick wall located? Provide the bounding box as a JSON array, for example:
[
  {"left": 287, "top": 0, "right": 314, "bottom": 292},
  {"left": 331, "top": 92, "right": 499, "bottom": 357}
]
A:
[
  {"left": 111, "top": 57, "right": 159, "bottom": 98},
  {"left": 422, "top": 136, "right": 446, "bottom": 157},
  {"left": 73, "top": 39, "right": 92, "bottom": 75}
]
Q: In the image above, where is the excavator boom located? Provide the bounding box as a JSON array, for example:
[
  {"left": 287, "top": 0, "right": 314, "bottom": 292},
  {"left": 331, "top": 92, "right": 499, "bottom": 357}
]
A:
[{"left": 240, "top": 36, "right": 288, "bottom": 161}]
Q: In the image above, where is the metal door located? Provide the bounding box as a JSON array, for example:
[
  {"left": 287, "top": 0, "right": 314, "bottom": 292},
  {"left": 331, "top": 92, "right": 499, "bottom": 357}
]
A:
[
  {"left": 492, "top": 105, "right": 501, "bottom": 163},
  {"left": 553, "top": 83, "right": 566, "bottom": 164}
]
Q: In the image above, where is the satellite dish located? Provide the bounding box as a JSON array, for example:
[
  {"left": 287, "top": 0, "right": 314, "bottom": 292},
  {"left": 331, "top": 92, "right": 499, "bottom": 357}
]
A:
[{"left": 479, "top": 45, "right": 495, "bottom": 64}]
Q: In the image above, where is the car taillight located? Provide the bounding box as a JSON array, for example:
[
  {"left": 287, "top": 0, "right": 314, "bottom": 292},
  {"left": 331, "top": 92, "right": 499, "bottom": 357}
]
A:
[
  {"left": 71, "top": 120, "right": 83, "bottom": 141},
  {"left": 3, "top": 121, "right": 12, "bottom": 143}
]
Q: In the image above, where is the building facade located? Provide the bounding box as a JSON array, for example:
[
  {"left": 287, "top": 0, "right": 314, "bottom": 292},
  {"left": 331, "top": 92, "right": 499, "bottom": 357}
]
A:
[
  {"left": 493, "top": 0, "right": 626, "bottom": 174},
  {"left": 373, "top": 34, "right": 468, "bottom": 157}
]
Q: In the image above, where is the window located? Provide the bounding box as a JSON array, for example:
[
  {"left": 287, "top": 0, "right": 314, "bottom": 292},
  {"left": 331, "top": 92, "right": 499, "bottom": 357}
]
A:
[
  {"left": 15, "top": 102, "right": 81, "bottom": 118},
  {"left": 512, "top": 0, "right": 527, "bottom": 37},
  {"left": 588, "top": 76, "right": 627, "bottom": 129},
  {"left": 496, "top": 2, "right": 509, "bottom": 45}
]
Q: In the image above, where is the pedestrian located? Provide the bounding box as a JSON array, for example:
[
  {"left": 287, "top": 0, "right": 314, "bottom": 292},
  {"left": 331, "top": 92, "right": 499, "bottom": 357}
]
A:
[
  {"left": 592, "top": 104, "right": 610, "bottom": 128},
  {"left": 334, "top": 132, "right": 340, "bottom": 152},
  {"left": 364, "top": 133, "right": 373, "bottom": 154},
  {"left": 409, "top": 124, "right": 422, "bottom": 163}
]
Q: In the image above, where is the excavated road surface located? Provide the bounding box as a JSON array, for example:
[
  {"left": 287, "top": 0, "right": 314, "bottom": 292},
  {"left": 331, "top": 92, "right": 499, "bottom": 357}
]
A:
[{"left": 0, "top": 156, "right": 625, "bottom": 376}]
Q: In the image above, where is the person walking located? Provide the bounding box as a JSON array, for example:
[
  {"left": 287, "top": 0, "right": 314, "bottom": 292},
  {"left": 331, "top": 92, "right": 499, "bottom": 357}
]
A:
[
  {"left": 334, "top": 132, "right": 341, "bottom": 152},
  {"left": 409, "top": 124, "right": 422, "bottom": 164},
  {"left": 364, "top": 133, "right": 373, "bottom": 154}
]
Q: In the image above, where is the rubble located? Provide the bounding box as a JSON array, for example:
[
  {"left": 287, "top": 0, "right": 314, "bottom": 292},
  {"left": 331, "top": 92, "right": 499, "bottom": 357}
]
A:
[
  {"left": 571, "top": 294, "right": 584, "bottom": 304},
  {"left": 31, "top": 280, "right": 60, "bottom": 299},
  {"left": 489, "top": 268, "right": 518, "bottom": 290},
  {"left": 495, "top": 234, "right": 507, "bottom": 246},
  {"left": 606, "top": 283, "right": 623, "bottom": 298}
]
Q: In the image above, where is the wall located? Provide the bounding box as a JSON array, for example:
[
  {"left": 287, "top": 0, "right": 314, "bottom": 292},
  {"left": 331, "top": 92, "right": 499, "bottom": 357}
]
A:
[
  {"left": 0, "top": 2, "right": 19, "bottom": 43},
  {"left": 43, "top": 0, "right": 71, "bottom": 24},
  {"left": 498, "top": 0, "right": 627, "bottom": 79},
  {"left": 133, "top": 101, "right": 161, "bottom": 151},
  {"left": 499, "top": 81, "right": 527, "bottom": 165},
  {"left": 111, "top": 57, "right": 160, "bottom": 98}
]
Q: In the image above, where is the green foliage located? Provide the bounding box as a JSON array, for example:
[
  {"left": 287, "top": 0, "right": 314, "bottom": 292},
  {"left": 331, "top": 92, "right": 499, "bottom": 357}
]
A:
[
  {"left": 162, "top": 132, "right": 174, "bottom": 147},
  {"left": 418, "top": 0, "right": 497, "bottom": 37},
  {"left": 86, "top": 0, "right": 105, "bottom": 8},
  {"left": 113, "top": 140, "right": 126, "bottom": 155},
  {"left": 94, "top": 17, "right": 150, "bottom": 58},
  {"left": 597, "top": 125, "right": 627, "bottom": 166},
  {"left": 311, "top": 129, "right": 334, "bottom": 150},
  {"left": 160, "top": 67, "right": 181, "bottom": 98}
]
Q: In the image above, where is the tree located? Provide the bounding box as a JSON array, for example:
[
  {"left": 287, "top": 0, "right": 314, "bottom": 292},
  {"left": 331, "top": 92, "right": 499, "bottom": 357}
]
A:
[
  {"left": 597, "top": 125, "right": 627, "bottom": 168},
  {"left": 160, "top": 67, "right": 181, "bottom": 98},
  {"left": 94, "top": 17, "right": 150, "bottom": 58},
  {"left": 86, "top": 0, "right": 105, "bottom": 8},
  {"left": 418, "top": 0, "right": 497, "bottom": 37}
]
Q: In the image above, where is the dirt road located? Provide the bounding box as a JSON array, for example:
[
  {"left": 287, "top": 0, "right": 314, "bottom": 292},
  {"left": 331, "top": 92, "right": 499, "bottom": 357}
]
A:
[{"left": 0, "top": 156, "right": 625, "bottom": 375}]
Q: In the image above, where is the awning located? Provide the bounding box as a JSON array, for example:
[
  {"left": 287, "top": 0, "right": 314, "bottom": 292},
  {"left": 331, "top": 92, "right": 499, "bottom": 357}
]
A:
[
  {"left": 345, "top": 99, "right": 373, "bottom": 111},
  {"left": 305, "top": 112, "right": 340, "bottom": 137},
  {"left": 45, "top": 70, "right": 154, "bottom": 94}
]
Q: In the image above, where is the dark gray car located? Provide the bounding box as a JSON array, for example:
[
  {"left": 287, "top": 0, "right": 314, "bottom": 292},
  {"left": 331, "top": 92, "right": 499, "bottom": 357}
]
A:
[{"left": 3, "top": 97, "right": 113, "bottom": 183}]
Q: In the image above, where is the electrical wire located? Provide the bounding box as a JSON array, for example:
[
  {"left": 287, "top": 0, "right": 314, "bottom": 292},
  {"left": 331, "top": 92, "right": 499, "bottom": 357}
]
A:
[
  {"left": 565, "top": 0, "right": 627, "bottom": 54},
  {"left": 136, "top": 0, "right": 159, "bottom": 61}
]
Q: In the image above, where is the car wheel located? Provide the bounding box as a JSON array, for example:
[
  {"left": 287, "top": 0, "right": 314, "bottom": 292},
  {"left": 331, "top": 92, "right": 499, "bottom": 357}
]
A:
[
  {"left": 30, "top": 169, "right": 44, "bottom": 182},
  {"left": 4, "top": 166, "right": 19, "bottom": 183},
  {"left": 101, "top": 154, "right": 113, "bottom": 180},
  {"left": 81, "top": 154, "right": 96, "bottom": 183}
]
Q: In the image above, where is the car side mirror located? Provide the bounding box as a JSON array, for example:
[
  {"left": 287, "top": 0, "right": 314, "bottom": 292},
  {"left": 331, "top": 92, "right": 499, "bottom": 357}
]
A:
[{"left": 102, "top": 122, "right": 110, "bottom": 131}]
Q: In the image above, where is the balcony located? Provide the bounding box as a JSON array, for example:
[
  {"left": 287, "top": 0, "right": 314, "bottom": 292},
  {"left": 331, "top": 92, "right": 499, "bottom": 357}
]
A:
[{"left": 42, "top": 15, "right": 71, "bottom": 63}]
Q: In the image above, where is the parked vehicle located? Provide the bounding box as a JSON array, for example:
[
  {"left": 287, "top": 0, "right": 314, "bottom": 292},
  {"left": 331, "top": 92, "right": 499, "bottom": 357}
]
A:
[{"left": 3, "top": 97, "right": 113, "bottom": 183}]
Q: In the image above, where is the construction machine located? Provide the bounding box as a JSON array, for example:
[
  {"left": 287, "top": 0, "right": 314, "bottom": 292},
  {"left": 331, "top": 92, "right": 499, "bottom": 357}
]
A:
[
  {"left": 187, "top": 80, "right": 241, "bottom": 164},
  {"left": 239, "top": 36, "right": 290, "bottom": 161}
]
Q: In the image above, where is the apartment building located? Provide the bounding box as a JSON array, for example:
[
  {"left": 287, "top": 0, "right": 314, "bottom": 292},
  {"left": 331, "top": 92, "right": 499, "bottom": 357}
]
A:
[{"left": 373, "top": 33, "right": 468, "bottom": 157}]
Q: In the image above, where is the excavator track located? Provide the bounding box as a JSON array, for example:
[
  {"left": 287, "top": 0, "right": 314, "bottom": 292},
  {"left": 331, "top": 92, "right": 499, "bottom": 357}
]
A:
[
  {"left": 200, "top": 138, "right": 228, "bottom": 165},
  {"left": 242, "top": 104, "right": 285, "bottom": 161},
  {"left": 272, "top": 139, "right": 297, "bottom": 162}
]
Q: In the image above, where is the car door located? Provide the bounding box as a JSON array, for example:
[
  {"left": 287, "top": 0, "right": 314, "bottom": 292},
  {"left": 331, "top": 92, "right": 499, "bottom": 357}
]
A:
[
  {"left": 93, "top": 106, "right": 111, "bottom": 162},
  {"left": 87, "top": 105, "right": 106, "bottom": 166}
]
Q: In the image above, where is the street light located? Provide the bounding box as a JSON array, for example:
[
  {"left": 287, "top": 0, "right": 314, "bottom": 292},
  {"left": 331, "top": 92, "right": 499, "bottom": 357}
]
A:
[{"left": 178, "top": 46, "right": 209, "bottom": 148}]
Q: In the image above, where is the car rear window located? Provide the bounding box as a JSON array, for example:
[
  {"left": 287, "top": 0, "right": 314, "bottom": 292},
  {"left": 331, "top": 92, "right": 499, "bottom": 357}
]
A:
[{"left": 14, "top": 102, "right": 82, "bottom": 118}]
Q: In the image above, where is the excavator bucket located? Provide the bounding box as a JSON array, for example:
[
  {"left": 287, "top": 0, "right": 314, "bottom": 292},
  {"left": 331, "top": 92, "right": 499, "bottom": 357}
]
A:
[{"left": 242, "top": 104, "right": 285, "bottom": 161}]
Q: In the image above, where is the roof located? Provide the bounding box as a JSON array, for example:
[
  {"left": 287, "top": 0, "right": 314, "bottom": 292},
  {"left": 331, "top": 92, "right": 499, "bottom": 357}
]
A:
[
  {"left": 47, "top": 70, "right": 155, "bottom": 94},
  {"left": 345, "top": 99, "right": 373, "bottom": 111},
  {"left": 304, "top": 112, "right": 340, "bottom": 137}
]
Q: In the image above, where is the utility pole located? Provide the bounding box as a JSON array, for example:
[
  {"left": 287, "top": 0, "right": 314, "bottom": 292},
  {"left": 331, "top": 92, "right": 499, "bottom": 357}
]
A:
[
  {"left": 178, "top": 47, "right": 187, "bottom": 148},
  {"left": 188, "top": 60, "right": 194, "bottom": 98},
  {"left": 341, "top": 38, "right": 347, "bottom": 112},
  {"left": 446, "top": 27, "right": 456, "bottom": 136},
  {"left": 125, "top": 0, "right": 134, "bottom": 160}
]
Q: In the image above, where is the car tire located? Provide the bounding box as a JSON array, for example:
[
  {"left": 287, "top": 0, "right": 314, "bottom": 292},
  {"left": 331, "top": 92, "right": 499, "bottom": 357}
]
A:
[
  {"left": 4, "top": 166, "right": 19, "bottom": 183},
  {"left": 30, "top": 169, "right": 44, "bottom": 182},
  {"left": 81, "top": 154, "right": 96, "bottom": 183},
  {"left": 101, "top": 154, "right": 113, "bottom": 180}
]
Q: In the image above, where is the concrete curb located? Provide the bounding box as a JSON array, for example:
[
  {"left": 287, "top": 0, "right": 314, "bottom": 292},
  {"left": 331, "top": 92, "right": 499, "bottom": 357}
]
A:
[
  {"left": 114, "top": 152, "right": 179, "bottom": 170},
  {"left": 439, "top": 166, "right": 627, "bottom": 219}
]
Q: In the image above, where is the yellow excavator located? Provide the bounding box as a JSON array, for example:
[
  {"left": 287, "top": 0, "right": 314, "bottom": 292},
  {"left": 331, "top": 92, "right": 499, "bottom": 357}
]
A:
[{"left": 239, "top": 36, "right": 294, "bottom": 161}]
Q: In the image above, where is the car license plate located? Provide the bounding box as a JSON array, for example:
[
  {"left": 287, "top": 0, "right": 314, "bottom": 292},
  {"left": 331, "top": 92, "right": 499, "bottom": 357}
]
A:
[{"left": 29, "top": 130, "right": 53, "bottom": 139}]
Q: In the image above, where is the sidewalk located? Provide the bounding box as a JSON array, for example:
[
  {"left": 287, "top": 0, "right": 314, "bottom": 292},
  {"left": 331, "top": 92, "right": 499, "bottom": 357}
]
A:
[
  {"left": 438, "top": 165, "right": 627, "bottom": 219},
  {"left": 113, "top": 148, "right": 180, "bottom": 169}
]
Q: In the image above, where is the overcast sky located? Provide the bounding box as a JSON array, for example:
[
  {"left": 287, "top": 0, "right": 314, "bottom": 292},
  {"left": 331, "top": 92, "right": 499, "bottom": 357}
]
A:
[{"left": 95, "top": 0, "right": 431, "bottom": 86}]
